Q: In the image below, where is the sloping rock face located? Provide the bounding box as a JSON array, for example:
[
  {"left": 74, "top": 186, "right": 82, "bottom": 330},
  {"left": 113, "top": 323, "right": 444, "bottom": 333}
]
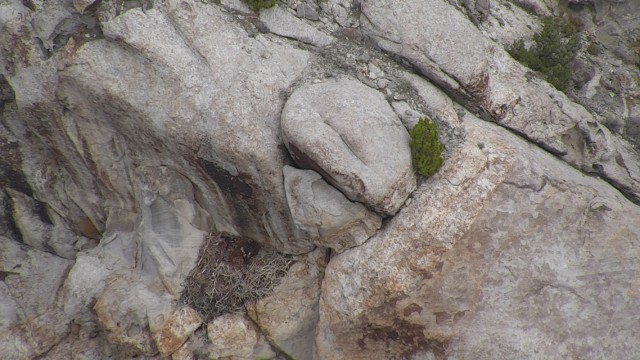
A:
[
  {"left": 247, "top": 247, "right": 328, "bottom": 360},
  {"left": 282, "top": 78, "right": 415, "bottom": 216},
  {"left": 2, "top": 0, "right": 314, "bottom": 256},
  {"left": 361, "top": 0, "right": 640, "bottom": 204},
  {"left": 317, "top": 81, "right": 640, "bottom": 359},
  {"left": 2, "top": 0, "right": 640, "bottom": 359}
]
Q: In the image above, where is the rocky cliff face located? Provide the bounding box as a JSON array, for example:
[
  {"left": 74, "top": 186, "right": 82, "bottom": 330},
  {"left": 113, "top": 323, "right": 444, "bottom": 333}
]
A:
[{"left": 1, "top": 0, "right": 639, "bottom": 359}]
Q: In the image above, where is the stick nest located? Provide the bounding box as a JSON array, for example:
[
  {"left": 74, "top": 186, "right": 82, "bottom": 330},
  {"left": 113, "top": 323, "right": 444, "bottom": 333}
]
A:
[{"left": 180, "top": 232, "right": 294, "bottom": 321}]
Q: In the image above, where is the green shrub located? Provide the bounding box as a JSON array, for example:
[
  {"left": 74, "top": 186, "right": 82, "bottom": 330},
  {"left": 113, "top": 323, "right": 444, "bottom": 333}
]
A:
[
  {"left": 509, "top": 17, "right": 579, "bottom": 92},
  {"left": 409, "top": 117, "right": 443, "bottom": 178},
  {"left": 242, "top": 0, "right": 276, "bottom": 11}
]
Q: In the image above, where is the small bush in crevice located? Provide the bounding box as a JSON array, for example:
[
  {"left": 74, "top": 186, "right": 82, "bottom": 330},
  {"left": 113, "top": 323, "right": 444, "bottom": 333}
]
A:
[
  {"left": 409, "top": 117, "right": 443, "bottom": 178},
  {"left": 180, "top": 232, "right": 293, "bottom": 321},
  {"left": 509, "top": 17, "right": 579, "bottom": 92},
  {"left": 242, "top": 0, "right": 276, "bottom": 11}
]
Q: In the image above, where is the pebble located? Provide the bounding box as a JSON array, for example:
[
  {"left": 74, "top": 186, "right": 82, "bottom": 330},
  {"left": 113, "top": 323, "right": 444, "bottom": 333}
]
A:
[
  {"left": 356, "top": 53, "right": 371, "bottom": 62},
  {"left": 368, "top": 63, "right": 384, "bottom": 80},
  {"left": 376, "top": 78, "right": 389, "bottom": 89}
]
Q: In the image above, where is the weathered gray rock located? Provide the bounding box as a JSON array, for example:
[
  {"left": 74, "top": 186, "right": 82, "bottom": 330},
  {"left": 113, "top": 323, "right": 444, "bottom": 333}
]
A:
[
  {"left": 473, "top": 0, "right": 541, "bottom": 48},
  {"left": 391, "top": 101, "right": 422, "bottom": 129},
  {"left": 207, "top": 313, "right": 276, "bottom": 359},
  {"left": 297, "top": 3, "right": 319, "bottom": 21},
  {"left": 283, "top": 166, "right": 381, "bottom": 252},
  {"left": 402, "top": 72, "right": 462, "bottom": 129},
  {"left": 220, "top": 0, "right": 251, "bottom": 13},
  {"left": 40, "top": 321, "right": 121, "bottom": 360},
  {"left": 151, "top": 306, "right": 202, "bottom": 356},
  {"left": 73, "top": 0, "right": 98, "bottom": 14},
  {"left": 260, "top": 6, "right": 333, "bottom": 47},
  {"left": 3, "top": 0, "right": 315, "bottom": 257},
  {"left": 0, "top": 237, "right": 73, "bottom": 359},
  {"left": 361, "top": 0, "right": 489, "bottom": 93},
  {"left": 361, "top": 0, "right": 640, "bottom": 204},
  {"left": 319, "top": 0, "right": 357, "bottom": 27},
  {"left": 0, "top": 309, "right": 72, "bottom": 360},
  {"left": 93, "top": 274, "right": 173, "bottom": 356},
  {"left": 5, "top": 189, "right": 54, "bottom": 253},
  {"left": 2, "top": 0, "right": 640, "bottom": 358},
  {"left": 592, "top": 1, "right": 640, "bottom": 64},
  {"left": 0, "top": 238, "right": 71, "bottom": 320},
  {"left": 247, "top": 248, "right": 327, "bottom": 359},
  {"left": 317, "top": 105, "right": 640, "bottom": 359},
  {"left": 282, "top": 78, "right": 416, "bottom": 216},
  {"left": 1, "top": 0, "right": 311, "bottom": 357},
  {"left": 510, "top": 0, "right": 556, "bottom": 16}
]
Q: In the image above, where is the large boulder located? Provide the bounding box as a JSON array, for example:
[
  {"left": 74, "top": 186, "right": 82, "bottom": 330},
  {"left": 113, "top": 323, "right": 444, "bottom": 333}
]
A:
[
  {"left": 281, "top": 77, "right": 416, "bottom": 216},
  {"left": 317, "top": 94, "right": 640, "bottom": 359}
]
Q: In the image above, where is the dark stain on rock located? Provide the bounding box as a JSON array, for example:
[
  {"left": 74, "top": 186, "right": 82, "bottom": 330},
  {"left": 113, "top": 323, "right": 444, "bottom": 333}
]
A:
[
  {"left": 403, "top": 303, "right": 423, "bottom": 317},
  {"left": 194, "top": 156, "right": 276, "bottom": 242},
  {"left": 0, "top": 75, "right": 16, "bottom": 109},
  {"left": 355, "top": 295, "right": 449, "bottom": 359},
  {"left": 615, "top": 152, "right": 628, "bottom": 170},
  {"left": 286, "top": 142, "right": 337, "bottom": 185},
  {"left": 339, "top": 27, "right": 364, "bottom": 43},
  {"left": 2, "top": 25, "right": 32, "bottom": 76},
  {"left": 79, "top": 217, "right": 101, "bottom": 240},
  {"left": 286, "top": 142, "right": 366, "bottom": 199},
  {"left": 0, "top": 137, "right": 32, "bottom": 198},
  {"left": 32, "top": 198, "right": 53, "bottom": 226},
  {"left": 0, "top": 129, "right": 53, "bottom": 236},
  {"left": 21, "top": 0, "right": 35, "bottom": 11},
  {"left": 199, "top": 159, "right": 253, "bottom": 198},
  {"left": 1, "top": 191, "right": 23, "bottom": 243},
  {"left": 453, "top": 310, "right": 468, "bottom": 322},
  {"left": 0, "top": 166, "right": 33, "bottom": 198},
  {"left": 0, "top": 270, "right": 20, "bottom": 282},
  {"left": 277, "top": 143, "right": 295, "bottom": 165},
  {"left": 357, "top": 318, "right": 448, "bottom": 359},
  {"left": 434, "top": 311, "right": 451, "bottom": 325},
  {"left": 434, "top": 261, "right": 444, "bottom": 272}
]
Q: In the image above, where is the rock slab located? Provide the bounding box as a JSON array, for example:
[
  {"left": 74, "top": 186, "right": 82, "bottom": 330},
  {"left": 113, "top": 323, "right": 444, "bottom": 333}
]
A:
[
  {"left": 317, "top": 107, "right": 640, "bottom": 359},
  {"left": 282, "top": 78, "right": 415, "bottom": 216},
  {"left": 283, "top": 165, "right": 381, "bottom": 252}
]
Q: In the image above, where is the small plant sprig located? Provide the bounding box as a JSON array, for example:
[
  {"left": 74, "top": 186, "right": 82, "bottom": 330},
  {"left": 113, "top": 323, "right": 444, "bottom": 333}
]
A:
[
  {"left": 409, "top": 117, "right": 443, "bottom": 178},
  {"left": 242, "top": 0, "right": 276, "bottom": 11}
]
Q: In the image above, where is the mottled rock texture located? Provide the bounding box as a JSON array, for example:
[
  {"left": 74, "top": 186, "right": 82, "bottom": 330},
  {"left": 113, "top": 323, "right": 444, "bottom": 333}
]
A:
[
  {"left": 317, "top": 95, "right": 640, "bottom": 359},
  {"left": 283, "top": 166, "right": 381, "bottom": 252},
  {"left": 362, "top": 0, "right": 640, "bottom": 204},
  {"left": 282, "top": 78, "right": 415, "bottom": 216},
  {"left": 1, "top": 0, "right": 640, "bottom": 358}
]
